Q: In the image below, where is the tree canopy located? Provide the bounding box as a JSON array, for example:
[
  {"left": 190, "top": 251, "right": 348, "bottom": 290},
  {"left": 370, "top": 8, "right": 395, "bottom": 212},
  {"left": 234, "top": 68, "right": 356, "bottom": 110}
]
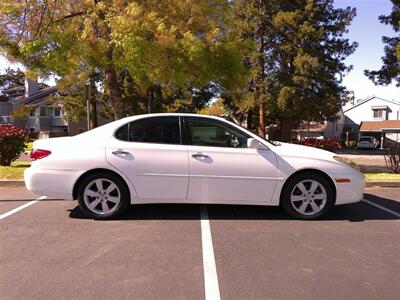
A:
[
  {"left": 0, "top": 0, "right": 246, "bottom": 119},
  {"left": 229, "top": 0, "right": 357, "bottom": 140},
  {"left": 365, "top": 0, "right": 400, "bottom": 87},
  {"left": 1, "top": 0, "right": 358, "bottom": 142},
  {"left": 0, "top": 68, "right": 24, "bottom": 92}
]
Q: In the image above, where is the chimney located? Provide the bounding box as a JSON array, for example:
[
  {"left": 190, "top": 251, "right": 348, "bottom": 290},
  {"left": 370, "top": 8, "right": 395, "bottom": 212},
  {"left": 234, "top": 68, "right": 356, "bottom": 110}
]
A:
[{"left": 25, "top": 77, "right": 39, "bottom": 97}]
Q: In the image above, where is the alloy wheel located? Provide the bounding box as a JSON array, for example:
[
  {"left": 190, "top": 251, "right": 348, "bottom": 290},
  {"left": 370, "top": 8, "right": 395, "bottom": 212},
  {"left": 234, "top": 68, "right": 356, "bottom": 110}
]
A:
[
  {"left": 83, "top": 178, "right": 121, "bottom": 215},
  {"left": 290, "top": 180, "right": 327, "bottom": 216}
]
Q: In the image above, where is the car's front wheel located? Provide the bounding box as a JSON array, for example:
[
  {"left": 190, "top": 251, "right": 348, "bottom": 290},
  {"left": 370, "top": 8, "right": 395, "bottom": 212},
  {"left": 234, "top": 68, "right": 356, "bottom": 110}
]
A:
[
  {"left": 281, "top": 172, "right": 334, "bottom": 220},
  {"left": 78, "top": 172, "right": 130, "bottom": 219}
]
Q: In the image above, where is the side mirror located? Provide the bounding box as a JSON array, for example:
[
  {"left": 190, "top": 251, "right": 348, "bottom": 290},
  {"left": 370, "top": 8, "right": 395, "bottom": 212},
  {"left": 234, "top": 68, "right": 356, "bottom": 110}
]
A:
[{"left": 247, "top": 138, "right": 268, "bottom": 150}]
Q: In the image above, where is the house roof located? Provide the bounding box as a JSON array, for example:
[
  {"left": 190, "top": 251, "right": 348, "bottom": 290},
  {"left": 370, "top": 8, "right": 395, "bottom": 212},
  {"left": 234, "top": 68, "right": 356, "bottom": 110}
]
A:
[
  {"left": 12, "top": 86, "right": 57, "bottom": 106},
  {"left": 360, "top": 120, "right": 400, "bottom": 132},
  {"left": 343, "top": 96, "right": 400, "bottom": 113}
]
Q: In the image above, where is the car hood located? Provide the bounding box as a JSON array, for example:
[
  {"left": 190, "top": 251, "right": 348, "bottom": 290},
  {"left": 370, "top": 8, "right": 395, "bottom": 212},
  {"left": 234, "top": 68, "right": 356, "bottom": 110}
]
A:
[{"left": 272, "top": 142, "right": 336, "bottom": 162}]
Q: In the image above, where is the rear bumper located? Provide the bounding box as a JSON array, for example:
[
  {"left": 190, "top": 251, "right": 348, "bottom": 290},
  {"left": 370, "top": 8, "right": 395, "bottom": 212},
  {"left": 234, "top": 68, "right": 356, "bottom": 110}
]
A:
[{"left": 24, "top": 165, "right": 81, "bottom": 199}]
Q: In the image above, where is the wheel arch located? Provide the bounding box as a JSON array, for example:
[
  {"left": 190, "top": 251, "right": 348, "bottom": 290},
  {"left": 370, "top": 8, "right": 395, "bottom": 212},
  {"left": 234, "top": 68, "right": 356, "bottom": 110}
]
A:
[
  {"left": 72, "top": 168, "right": 131, "bottom": 200},
  {"left": 279, "top": 169, "right": 337, "bottom": 205}
]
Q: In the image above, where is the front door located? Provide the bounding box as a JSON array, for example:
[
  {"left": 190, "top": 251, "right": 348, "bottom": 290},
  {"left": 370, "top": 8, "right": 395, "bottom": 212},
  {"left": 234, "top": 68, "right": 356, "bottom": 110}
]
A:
[
  {"left": 183, "top": 117, "right": 278, "bottom": 203},
  {"left": 106, "top": 116, "right": 189, "bottom": 201}
]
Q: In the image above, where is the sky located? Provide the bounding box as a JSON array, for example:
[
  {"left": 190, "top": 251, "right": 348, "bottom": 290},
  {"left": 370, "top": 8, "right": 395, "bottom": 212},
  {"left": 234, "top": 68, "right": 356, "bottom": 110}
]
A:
[
  {"left": 0, "top": 0, "right": 399, "bottom": 101},
  {"left": 334, "top": 0, "right": 398, "bottom": 101}
]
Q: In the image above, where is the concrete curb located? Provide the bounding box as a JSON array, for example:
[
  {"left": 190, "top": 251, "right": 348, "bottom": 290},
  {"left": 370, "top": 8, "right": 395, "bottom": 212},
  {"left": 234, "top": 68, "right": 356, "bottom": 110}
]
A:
[
  {"left": 365, "top": 181, "right": 400, "bottom": 188},
  {"left": 0, "top": 180, "right": 25, "bottom": 187},
  {"left": 0, "top": 180, "right": 398, "bottom": 188}
]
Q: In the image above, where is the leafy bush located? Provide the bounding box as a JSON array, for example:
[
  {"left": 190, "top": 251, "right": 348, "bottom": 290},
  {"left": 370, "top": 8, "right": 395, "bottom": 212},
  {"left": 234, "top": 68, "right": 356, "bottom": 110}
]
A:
[
  {"left": 384, "top": 143, "right": 400, "bottom": 174},
  {"left": 0, "top": 125, "right": 29, "bottom": 166},
  {"left": 297, "top": 137, "right": 341, "bottom": 151}
]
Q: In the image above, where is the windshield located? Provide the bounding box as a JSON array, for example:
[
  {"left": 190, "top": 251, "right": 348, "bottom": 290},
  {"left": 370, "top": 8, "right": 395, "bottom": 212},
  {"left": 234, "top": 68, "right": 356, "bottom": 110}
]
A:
[{"left": 359, "top": 137, "right": 372, "bottom": 142}]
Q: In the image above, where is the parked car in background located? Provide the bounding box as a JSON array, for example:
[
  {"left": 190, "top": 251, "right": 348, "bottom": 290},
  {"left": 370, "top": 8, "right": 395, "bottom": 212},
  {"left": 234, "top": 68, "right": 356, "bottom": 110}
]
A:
[
  {"left": 357, "top": 136, "right": 379, "bottom": 149},
  {"left": 24, "top": 113, "right": 364, "bottom": 220}
]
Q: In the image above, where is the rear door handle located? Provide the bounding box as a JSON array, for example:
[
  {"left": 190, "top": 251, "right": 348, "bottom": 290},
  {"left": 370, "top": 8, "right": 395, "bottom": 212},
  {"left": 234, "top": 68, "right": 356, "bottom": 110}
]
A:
[
  {"left": 112, "top": 150, "right": 131, "bottom": 157},
  {"left": 191, "top": 153, "right": 210, "bottom": 159}
]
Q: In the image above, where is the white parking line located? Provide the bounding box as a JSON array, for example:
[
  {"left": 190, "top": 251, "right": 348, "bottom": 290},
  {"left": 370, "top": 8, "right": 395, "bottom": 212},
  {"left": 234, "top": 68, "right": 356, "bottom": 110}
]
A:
[
  {"left": 200, "top": 205, "right": 221, "bottom": 300},
  {"left": 0, "top": 196, "right": 47, "bottom": 220},
  {"left": 362, "top": 198, "right": 400, "bottom": 218}
]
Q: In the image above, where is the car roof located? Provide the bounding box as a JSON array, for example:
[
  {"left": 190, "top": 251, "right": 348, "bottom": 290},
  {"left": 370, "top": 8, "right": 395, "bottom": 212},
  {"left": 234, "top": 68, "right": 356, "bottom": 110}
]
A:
[{"left": 119, "top": 113, "right": 228, "bottom": 123}]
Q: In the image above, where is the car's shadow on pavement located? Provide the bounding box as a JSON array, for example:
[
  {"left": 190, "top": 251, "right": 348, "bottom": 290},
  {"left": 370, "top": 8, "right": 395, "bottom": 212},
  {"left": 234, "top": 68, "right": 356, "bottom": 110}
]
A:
[{"left": 68, "top": 194, "right": 399, "bottom": 222}]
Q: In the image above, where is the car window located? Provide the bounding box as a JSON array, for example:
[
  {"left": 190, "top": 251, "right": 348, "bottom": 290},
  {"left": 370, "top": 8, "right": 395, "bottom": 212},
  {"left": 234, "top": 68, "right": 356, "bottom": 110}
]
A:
[
  {"left": 115, "top": 117, "right": 181, "bottom": 144},
  {"left": 115, "top": 123, "right": 129, "bottom": 141},
  {"left": 359, "top": 137, "right": 372, "bottom": 142},
  {"left": 184, "top": 117, "right": 249, "bottom": 148}
]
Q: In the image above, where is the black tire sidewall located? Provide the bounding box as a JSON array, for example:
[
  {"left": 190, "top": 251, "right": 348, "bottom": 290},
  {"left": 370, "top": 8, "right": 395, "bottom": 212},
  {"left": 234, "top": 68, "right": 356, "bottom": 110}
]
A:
[
  {"left": 281, "top": 172, "right": 334, "bottom": 220},
  {"left": 78, "top": 172, "right": 130, "bottom": 220}
]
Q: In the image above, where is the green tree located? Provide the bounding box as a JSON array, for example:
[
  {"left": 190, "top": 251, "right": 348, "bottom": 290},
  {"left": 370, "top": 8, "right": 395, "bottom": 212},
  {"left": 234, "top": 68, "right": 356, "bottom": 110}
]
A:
[
  {"left": 230, "top": 0, "right": 357, "bottom": 141},
  {"left": 365, "top": 0, "right": 400, "bottom": 87},
  {"left": 0, "top": 68, "right": 24, "bottom": 92},
  {"left": 0, "top": 0, "right": 246, "bottom": 120}
]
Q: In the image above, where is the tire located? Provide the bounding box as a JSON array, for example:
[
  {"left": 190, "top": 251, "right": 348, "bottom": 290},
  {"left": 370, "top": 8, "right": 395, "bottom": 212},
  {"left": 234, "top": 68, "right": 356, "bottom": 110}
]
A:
[
  {"left": 78, "top": 172, "right": 130, "bottom": 220},
  {"left": 280, "top": 172, "right": 334, "bottom": 220}
]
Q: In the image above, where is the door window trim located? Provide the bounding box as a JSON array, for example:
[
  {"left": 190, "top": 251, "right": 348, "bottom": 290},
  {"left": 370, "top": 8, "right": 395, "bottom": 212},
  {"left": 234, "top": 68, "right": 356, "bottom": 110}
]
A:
[
  {"left": 181, "top": 116, "right": 251, "bottom": 148},
  {"left": 114, "top": 116, "right": 183, "bottom": 145}
]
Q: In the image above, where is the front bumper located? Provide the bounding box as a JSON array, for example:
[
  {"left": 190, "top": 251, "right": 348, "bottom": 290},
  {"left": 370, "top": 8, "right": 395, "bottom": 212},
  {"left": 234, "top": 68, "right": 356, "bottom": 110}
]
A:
[{"left": 333, "top": 170, "right": 365, "bottom": 205}]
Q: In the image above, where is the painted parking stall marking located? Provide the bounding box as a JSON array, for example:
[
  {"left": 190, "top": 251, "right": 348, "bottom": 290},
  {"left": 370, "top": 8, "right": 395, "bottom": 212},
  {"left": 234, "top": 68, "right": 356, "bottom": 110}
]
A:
[
  {"left": 362, "top": 198, "right": 400, "bottom": 218},
  {"left": 0, "top": 196, "right": 47, "bottom": 220},
  {"left": 200, "top": 205, "right": 221, "bottom": 300}
]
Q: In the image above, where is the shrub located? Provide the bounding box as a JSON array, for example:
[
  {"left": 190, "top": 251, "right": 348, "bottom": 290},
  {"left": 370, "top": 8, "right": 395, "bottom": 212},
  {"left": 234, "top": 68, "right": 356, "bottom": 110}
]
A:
[
  {"left": 384, "top": 143, "right": 400, "bottom": 174},
  {"left": 297, "top": 137, "right": 341, "bottom": 151},
  {"left": 0, "top": 125, "right": 29, "bottom": 166}
]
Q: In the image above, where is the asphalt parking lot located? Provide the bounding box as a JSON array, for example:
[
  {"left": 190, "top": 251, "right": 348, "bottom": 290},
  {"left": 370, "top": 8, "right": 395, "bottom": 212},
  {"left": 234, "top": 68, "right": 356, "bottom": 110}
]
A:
[{"left": 1, "top": 187, "right": 399, "bottom": 300}]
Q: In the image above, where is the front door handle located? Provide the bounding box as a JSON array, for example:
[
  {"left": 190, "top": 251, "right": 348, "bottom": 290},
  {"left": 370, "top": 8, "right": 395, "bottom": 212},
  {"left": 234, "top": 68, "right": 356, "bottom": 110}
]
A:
[
  {"left": 191, "top": 153, "right": 210, "bottom": 159},
  {"left": 112, "top": 149, "right": 131, "bottom": 157}
]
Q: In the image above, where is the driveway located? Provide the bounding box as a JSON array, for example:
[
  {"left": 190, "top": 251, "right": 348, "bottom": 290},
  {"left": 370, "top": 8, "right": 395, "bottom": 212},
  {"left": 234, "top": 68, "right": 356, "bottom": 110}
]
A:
[{"left": 0, "top": 187, "right": 399, "bottom": 299}]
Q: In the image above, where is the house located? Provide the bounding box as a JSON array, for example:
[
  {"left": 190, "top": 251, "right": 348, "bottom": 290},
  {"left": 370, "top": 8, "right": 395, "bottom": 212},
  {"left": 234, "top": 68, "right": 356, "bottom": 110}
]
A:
[
  {"left": 1, "top": 78, "right": 112, "bottom": 136},
  {"left": 343, "top": 96, "right": 400, "bottom": 144},
  {"left": 292, "top": 109, "right": 345, "bottom": 141},
  {"left": 0, "top": 78, "right": 68, "bottom": 135}
]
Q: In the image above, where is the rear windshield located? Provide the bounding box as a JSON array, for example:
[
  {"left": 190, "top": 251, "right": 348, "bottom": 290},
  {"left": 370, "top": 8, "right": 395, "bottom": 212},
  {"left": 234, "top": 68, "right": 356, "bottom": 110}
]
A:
[{"left": 359, "top": 137, "right": 373, "bottom": 142}]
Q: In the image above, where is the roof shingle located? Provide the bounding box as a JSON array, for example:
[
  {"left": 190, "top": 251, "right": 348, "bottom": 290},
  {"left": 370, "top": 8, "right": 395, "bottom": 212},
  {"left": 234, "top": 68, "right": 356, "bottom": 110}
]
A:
[{"left": 360, "top": 120, "right": 400, "bottom": 131}]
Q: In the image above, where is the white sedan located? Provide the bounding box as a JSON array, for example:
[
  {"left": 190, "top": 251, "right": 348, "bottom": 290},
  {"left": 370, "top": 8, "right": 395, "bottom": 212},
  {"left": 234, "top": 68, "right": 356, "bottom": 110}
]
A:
[{"left": 24, "top": 113, "right": 364, "bottom": 220}]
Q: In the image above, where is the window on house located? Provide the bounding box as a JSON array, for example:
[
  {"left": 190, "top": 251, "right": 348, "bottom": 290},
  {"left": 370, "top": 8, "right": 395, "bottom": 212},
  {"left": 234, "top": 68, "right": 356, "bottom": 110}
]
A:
[
  {"left": 54, "top": 107, "right": 62, "bottom": 117},
  {"left": 373, "top": 109, "right": 384, "bottom": 119},
  {"left": 40, "top": 107, "right": 53, "bottom": 117},
  {"left": 29, "top": 108, "right": 37, "bottom": 117}
]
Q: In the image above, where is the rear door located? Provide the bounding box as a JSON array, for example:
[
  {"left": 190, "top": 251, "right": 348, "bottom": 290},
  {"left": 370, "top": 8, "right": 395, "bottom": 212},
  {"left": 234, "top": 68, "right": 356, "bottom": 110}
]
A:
[
  {"left": 183, "top": 117, "right": 278, "bottom": 203},
  {"left": 106, "top": 116, "right": 189, "bottom": 201}
]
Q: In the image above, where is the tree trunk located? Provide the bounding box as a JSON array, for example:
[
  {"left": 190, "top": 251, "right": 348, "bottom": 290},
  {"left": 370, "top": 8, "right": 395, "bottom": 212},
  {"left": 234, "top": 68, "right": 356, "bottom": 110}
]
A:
[
  {"left": 89, "top": 73, "right": 98, "bottom": 128},
  {"left": 258, "top": 102, "right": 266, "bottom": 138},
  {"left": 280, "top": 116, "right": 293, "bottom": 142},
  {"left": 104, "top": 64, "right": 125, "bottom": 120},
  {"left": 246, "top": 109, "right": 254, "bottom": 130}
]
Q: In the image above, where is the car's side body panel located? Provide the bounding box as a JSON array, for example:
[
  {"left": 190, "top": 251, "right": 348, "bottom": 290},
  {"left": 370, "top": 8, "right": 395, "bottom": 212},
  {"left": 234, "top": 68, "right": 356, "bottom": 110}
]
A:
[
  {"left": 186, "top": 146, "right": 279, "bottom": 203},
  {"left": 105, "top": 138, "right": 190, "bottom": 201},
  {"left": 271, "top": 155, "right": 365, "bottom": 206}
]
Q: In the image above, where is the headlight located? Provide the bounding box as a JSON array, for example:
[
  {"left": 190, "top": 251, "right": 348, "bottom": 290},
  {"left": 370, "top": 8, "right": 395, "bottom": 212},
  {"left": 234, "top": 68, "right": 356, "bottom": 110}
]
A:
[{"left": 333, "top": 156, "right": 360, "bottom": 172}]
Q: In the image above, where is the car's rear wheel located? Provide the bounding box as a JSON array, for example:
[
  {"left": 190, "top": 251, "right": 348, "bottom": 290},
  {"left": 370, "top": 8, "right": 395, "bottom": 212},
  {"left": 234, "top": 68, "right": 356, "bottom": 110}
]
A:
[
  {"left": 281, "top": 172, "right": 334, "bottom": 220},
  {"left": 78, "top": 172, "right": 130, "bottom": 219}
]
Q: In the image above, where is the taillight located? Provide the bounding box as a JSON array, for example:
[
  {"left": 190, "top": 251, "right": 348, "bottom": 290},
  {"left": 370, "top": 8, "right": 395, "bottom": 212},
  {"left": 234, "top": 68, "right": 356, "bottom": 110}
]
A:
[{"left": 30, "top": 149, "right": 52, "bottom": 161}]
